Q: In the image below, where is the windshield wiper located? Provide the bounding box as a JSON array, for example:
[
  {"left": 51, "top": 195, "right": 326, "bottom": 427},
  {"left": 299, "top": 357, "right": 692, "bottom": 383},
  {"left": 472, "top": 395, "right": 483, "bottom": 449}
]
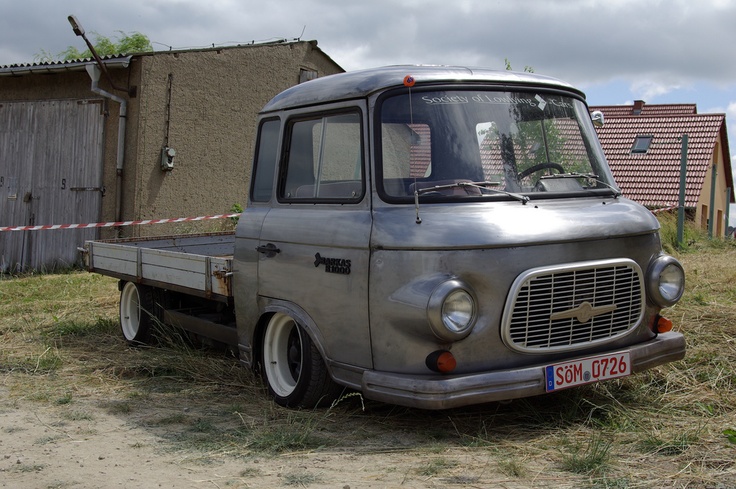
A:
[
  {"left": 539, "top": 173, "right": 622, "bottom": 197},
  {"left": 413, "top": 180, "right": 529, "bottom": 225},
  {"left": 416, "top": 181, "right": 530, "bottom": 204}
]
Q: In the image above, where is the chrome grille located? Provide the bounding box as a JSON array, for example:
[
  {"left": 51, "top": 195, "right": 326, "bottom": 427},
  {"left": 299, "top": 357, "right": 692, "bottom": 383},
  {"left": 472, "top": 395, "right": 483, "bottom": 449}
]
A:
[{"left": 502, "top": 259, "right": 644, "bottom": 353}]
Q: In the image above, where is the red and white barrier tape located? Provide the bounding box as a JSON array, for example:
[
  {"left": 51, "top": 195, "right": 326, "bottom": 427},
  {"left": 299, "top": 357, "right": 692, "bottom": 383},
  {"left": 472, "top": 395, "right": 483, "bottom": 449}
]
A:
[
  {"left": 0, "top": 204, "right": 684, "bottom": 232},
  {"left": 0, "top": 213, "right": 241, "bottom": 232},
  {"left": 651, "top": 205, "right": 679, "bottom": 214}
]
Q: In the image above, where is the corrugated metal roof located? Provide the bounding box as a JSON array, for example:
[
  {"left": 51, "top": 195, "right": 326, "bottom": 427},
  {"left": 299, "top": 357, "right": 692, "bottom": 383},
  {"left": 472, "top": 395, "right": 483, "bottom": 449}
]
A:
[
  {"left": 0, "top": 54, "right": 131, "bottom": 76},
  {"left": 1, "top": 41, "right": 343, "bottom": 78},
  {"left": 590, "top": 103, "right": 727, "bottom": 208}
]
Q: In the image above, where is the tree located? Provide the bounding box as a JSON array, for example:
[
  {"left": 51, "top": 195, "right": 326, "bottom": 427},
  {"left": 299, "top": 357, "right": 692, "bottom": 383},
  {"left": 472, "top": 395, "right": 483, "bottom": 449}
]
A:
[
  {"left": 504, "top": 58, "right": 535, "bottom": 73},
  {"left": 36, "top": 31, "right": 152, "bottom": 62}
]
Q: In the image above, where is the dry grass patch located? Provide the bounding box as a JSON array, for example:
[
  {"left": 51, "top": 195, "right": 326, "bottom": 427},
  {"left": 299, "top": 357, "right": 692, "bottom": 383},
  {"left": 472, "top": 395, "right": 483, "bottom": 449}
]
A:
[{"left": 2, "top": 231, "right": 736, "bottom": 487}]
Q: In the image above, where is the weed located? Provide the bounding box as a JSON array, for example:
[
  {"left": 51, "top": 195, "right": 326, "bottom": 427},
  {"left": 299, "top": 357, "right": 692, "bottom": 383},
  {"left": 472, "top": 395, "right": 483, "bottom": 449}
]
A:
[
  {"left": 498, "top": 457, "right": 526, "bottom": 478},
  {"left": 190, "top": 418, "right": 217, "bottom": 433},
  {"left": 61, "top": 410, "right": 94, "bottom": 421},
  {"left": 13, "top": 463, "right": 46, "bottom": 473},
  {"left": 561, "top": 435, "right": 612, "bottom": 475},
  {"left": 45, "top": 317, "right": 117, "bottom": 339},
  {"left": 34, "top": 435, "right": 65, "bottom": 445},
  {"left": 101, "top": 400, "right": 133, "bottom": 415},
  {"left": 151, "top": 413, "right": 188, "bottom": 425},
  {"left": 44, "top": 480, "right": 75, "bottom": 489},
  {"left": 247, "top": 424, "right": 327, "bottom": 453},
  {"left": 55, "top": 392, "right": 73, "bottom": 405},
  {"left": 33, "top": 347, "right": 63, "bottom": 373},
  {"left": 282, "top": 472, "right": 321, "bottom": 486},
  {"left": 639, "top": 429, "right": 700, "bottom": 455},
  {"left": 239, "top": 467, "right": 262, "bottom": 477},
  {"left": 419, "top": 457, "right": 456, "bottom": 476},
  {"left": 586, "top": 476, "right": 631, "bottom": 488},
  {"left": 441, "top": 474, "right": 480, "bottom": 485},
  {"left": 2, "top": 349, "right": 63, "bottom": 375},
  {"left": 228, "top": 203, "right": 243, "bottom": 228}
]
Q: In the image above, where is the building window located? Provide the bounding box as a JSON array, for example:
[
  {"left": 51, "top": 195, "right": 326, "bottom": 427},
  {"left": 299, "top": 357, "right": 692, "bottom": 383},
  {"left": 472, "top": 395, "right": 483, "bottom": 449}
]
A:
[
  {"left": 299, "top": 69, "right": 318, "bottom": 83},
  {"left": 631, "top": 135, "right": 653, "bottom": 154}
]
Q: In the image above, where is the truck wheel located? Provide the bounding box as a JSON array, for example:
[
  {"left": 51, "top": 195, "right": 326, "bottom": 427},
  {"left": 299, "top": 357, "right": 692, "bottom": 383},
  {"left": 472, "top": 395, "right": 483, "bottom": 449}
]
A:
[
  {"left": 261, "top": 313, "right": 341, "bottom": 408},
  {"left": 119, "top": 282, "right": 154, "bottom": 344}
]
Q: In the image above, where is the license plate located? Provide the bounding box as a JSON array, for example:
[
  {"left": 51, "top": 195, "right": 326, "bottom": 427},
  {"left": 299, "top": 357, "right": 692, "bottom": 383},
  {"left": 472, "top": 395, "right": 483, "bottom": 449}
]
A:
[{"left": 545, "top": 351, "right": 631, "bottom": 392}]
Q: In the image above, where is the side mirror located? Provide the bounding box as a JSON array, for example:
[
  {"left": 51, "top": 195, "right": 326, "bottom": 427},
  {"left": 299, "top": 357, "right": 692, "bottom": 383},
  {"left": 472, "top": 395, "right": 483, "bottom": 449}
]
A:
[{"left": 591, "top": 110, "right": 605, "bottom": 127}]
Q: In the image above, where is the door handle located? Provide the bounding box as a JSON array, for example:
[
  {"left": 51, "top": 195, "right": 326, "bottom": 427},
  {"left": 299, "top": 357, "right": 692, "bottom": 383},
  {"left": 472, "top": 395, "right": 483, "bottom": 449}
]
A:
[{"left": 256, "top": 243, "right": 280, "bottom": 258}]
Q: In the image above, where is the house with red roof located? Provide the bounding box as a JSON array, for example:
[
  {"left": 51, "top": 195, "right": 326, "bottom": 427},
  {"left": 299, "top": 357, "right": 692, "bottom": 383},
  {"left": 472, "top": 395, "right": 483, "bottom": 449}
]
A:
[{"left": 590, "top": 101, "right": 734, "bottom": 238}]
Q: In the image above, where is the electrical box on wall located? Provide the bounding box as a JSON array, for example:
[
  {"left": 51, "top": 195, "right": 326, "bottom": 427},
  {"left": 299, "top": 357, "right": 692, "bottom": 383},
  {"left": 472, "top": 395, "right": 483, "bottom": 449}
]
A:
[{"left": 161, "top": 146, "right": 176, "bottom": 171}]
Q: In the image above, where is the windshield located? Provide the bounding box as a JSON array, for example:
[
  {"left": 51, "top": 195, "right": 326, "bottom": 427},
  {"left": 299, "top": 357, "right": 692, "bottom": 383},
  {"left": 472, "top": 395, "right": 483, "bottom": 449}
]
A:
[{"left": 377, "top": 89, "right": 617, "bottom": 201}]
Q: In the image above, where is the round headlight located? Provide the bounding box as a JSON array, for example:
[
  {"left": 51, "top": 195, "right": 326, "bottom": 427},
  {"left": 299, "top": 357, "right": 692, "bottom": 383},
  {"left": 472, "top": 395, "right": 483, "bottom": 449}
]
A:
[
  {"left": 442, "top": 289, "right": 475, "bottom": 332},
  {"left": 646, "top": 255, "right": 685, "bottom": 307},
  {"left": 428, "top": 280, "right": 477, "bottom": 341}
]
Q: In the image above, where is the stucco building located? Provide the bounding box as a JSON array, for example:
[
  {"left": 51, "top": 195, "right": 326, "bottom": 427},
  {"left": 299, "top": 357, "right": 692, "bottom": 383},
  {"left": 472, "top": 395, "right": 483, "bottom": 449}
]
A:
[
  {"left": 0, "top": 41, "right": 343, "bottom": 272},
  {"left": 590, "top": 101, "right": 734, "bottom": 238}
]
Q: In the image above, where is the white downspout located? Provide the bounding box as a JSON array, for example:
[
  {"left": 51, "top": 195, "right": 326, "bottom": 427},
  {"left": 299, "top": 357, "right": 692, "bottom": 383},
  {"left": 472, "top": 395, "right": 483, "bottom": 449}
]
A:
[{"left": 85, "top": 63, "right": 127, "bottom": 224}]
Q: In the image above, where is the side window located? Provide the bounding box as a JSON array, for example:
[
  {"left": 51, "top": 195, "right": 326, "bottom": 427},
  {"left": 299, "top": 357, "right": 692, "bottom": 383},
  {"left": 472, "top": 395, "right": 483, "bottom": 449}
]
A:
[
  {"left": 250, "top": 119, "right": 280, "bottom": 202},
  {"left": 280, "top": 111, "right": 363, "bottom": 201}
]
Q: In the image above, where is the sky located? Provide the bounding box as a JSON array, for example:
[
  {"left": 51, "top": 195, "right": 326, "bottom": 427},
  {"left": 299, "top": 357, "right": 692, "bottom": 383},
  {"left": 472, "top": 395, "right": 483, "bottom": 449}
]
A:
[{"left": 1, "top": 0, "right": 735, "bottom": 225}]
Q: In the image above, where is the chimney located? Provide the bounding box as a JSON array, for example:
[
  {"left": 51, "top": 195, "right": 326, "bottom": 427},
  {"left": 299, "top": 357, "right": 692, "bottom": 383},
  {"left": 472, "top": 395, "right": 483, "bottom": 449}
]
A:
[{"left": 632, "top": 100, "right": 645, "bottom": 115}]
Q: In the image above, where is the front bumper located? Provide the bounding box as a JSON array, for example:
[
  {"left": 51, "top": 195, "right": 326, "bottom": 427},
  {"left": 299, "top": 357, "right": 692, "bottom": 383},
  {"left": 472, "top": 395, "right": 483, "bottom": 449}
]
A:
[{"left": 361, "top": 331, "right": 685, "bottom": 410}]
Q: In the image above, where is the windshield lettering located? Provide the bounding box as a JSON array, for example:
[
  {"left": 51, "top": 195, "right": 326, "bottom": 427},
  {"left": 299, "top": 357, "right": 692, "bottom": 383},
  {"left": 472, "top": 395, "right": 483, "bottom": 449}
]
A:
[
  {"left": 421, "top": 95, "right": 470, "bottom": 105},
  {"left": 471, "top": 94, "right": 537, "bottom": 107}
]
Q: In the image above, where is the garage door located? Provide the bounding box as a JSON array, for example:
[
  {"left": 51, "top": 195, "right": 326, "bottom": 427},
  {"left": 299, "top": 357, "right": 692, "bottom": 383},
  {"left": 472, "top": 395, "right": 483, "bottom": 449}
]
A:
[{"left": 0, "top": 99, "right": 105, "bottom": 273}]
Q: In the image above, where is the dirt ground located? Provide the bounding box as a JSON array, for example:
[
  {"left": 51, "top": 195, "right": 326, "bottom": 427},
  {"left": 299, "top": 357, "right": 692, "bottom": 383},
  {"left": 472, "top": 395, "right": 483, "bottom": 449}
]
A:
[
  {"left": 3, "top": 375, "right": 735, "bottom": 489},
  {"left": 0, "top": 388, "right": 563, "bottom": 489}
]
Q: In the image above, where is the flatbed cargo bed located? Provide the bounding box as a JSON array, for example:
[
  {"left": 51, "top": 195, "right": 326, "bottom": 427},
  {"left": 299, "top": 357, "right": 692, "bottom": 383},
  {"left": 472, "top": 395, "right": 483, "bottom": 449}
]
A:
[{"left": 83, "top": 232, "right": 234, "bottom": 302}]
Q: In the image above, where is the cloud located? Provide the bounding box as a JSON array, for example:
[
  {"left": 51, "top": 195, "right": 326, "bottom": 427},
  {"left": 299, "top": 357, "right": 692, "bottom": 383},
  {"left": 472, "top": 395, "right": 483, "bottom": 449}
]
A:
[
  {"left": 628, "top": 80, "right": 687, "bottom": 102},
  {"left": 728, "top": 102, "right": 736, "bottom": 164}
]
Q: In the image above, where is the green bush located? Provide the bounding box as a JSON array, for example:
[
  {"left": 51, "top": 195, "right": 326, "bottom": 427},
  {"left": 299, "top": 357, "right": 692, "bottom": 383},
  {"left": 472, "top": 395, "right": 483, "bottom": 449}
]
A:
[{"left": 655, "top": 211, "right": 734, "bottom": 253}]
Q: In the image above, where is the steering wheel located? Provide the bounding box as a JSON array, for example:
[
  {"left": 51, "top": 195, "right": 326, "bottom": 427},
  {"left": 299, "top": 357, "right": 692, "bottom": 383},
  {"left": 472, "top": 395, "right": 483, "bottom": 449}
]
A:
[{"left": 518, "top": 162, "right": 565, "bottom": 180}]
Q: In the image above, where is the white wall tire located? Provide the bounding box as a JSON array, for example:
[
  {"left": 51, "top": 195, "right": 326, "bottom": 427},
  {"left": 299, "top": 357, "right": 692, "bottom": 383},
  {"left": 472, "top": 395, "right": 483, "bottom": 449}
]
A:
[
  {"left": 119, "top": 282, "right": 153, "bottom": 344},
  {"left": 261, "top": 313, "right": 342, "bottom": 408}
]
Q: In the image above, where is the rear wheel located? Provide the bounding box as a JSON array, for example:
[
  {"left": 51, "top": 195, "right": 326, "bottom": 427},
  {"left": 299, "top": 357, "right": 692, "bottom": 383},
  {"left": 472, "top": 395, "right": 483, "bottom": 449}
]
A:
[
  {"left": 261, "top": 313, "right": 341, "bottom": 408},
  {"left": 119, "top": 282, "right": 154, "bottom": 344}
]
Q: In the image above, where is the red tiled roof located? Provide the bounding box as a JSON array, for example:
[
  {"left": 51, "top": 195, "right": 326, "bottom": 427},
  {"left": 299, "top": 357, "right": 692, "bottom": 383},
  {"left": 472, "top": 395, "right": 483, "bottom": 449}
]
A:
[
  {"left": 593, "top": 103, "right": 697, "bottom": 118},
  {"left": 590, "top": 104, "right": 728, "bottom": 209}
]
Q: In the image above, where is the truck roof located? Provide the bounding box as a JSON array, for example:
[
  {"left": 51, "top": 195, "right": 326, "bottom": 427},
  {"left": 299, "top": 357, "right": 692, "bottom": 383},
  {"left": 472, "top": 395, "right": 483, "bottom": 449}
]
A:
[{"left": 260, "top": 65, "right": 584, "bottom": 113}]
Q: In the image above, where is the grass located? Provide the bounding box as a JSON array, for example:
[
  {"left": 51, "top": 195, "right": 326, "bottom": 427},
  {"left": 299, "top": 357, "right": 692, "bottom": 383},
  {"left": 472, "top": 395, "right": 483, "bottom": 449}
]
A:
[
  {"left": 282, "top": 472, "right": 322, "bottom": 486},
  {"left": 1, "top": 223, "right": 735, "bottom": 486},
  {"left": 639, "top": 428, "right": 701, "bottom": 456},
  {"left": 560, "top": 435, "right": 612, "bottom": 475},
  {"left": 418, "top": 457, "right": 457, "bottom": 476}
]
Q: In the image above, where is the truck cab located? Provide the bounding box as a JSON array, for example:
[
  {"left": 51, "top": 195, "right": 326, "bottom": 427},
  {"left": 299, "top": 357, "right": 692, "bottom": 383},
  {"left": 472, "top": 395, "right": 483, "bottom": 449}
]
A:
[{"left": 232, "top": 65, "right": 685, "bottom": 409}]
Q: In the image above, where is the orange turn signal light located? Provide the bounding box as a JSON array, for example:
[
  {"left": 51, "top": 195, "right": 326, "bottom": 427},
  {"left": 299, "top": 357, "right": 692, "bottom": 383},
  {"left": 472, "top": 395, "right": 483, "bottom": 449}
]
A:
[
  {"left": 656, "top": 316, "right": 673, "bottom": 334},
  {"left": 426, "top": 350, "right": 457, "bottom": 373}
]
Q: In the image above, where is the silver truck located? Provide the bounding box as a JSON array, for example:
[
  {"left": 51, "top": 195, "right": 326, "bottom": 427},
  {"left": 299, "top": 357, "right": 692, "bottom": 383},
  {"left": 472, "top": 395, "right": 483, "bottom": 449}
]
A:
[{"left": 84, "top": 65, "right": 686, "bottom": 410}]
